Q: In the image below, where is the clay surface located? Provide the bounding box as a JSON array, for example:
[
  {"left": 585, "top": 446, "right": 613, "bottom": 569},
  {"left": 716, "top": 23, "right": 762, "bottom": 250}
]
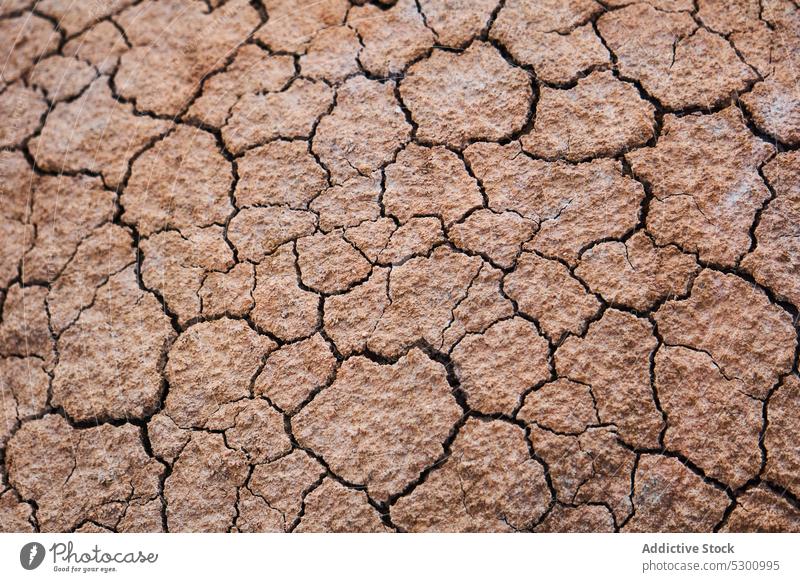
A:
[{"left": 2, "top": 0, "right": 798, "bottom": 534}]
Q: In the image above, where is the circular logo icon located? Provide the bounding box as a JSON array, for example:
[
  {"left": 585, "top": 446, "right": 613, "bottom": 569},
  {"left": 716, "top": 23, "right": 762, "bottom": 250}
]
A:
[{"left": 20, "top": 542, "right": 45, "bottom": 570}]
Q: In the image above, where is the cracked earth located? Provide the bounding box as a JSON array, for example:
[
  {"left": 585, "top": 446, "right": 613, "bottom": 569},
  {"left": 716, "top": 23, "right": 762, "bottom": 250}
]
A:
[{"left": 1, "top": 0, "right": 800, "bottom": 534}]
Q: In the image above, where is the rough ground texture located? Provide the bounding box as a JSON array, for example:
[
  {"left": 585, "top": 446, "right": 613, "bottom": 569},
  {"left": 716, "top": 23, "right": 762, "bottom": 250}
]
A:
[{"left": 1, "top": 0, "right": 799, "bottom": 534}]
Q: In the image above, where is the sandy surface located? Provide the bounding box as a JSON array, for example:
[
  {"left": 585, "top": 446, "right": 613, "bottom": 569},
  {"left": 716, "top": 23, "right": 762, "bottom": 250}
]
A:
[{"left": 1, "top": 0, "right": 799, "bottom": 532}]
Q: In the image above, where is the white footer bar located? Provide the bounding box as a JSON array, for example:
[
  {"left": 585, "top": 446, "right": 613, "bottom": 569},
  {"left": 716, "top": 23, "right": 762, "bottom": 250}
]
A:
[{"left": 0, "top": 533, "right": 796, "bottom": 581}]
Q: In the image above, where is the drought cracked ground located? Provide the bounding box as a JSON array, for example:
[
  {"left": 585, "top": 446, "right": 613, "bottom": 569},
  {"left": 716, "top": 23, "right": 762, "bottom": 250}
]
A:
[{"left": 0, "top": 0, "right": 800, "bottom": 534}]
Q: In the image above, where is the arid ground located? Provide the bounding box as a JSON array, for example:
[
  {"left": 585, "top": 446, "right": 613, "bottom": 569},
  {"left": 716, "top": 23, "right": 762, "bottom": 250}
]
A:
[{"left": 1, "top": 0, "right": 799, "bottom": 533}]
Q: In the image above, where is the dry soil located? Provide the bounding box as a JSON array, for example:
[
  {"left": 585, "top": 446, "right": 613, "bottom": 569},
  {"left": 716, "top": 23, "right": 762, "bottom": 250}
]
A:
[{"left": 1, "top": 0, "right": 799, "bottom": 533}]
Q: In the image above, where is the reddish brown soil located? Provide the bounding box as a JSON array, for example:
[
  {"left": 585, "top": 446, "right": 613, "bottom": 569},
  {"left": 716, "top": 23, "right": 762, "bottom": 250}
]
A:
[{"left": 1, "top": 0, "right": 799, "bottom": 533}]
